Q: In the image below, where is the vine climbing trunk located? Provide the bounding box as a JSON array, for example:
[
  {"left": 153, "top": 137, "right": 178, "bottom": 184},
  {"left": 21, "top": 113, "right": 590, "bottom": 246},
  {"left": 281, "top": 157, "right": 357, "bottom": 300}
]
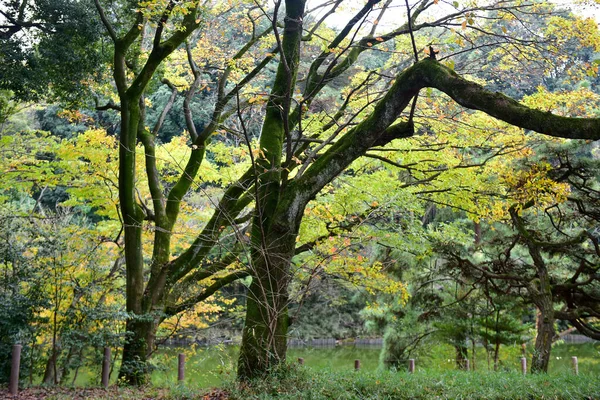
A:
[
  {"left": 237, "top": 0, "right": 306, "bottom": 380},
  {"left": 237, "top": 223, "right": 297, "bottom": 378}
]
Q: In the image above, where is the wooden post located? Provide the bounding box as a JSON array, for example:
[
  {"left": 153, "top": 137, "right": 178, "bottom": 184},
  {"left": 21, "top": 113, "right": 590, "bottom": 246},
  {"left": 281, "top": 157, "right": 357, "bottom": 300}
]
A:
[
  {"left": 101, "top": 347, "right": 110, "bottom": 388},
  {"left": 9, "top": 344, "right": 21, "bottom": 396},
  {"left": 297, "top": 357, "right": 304, "bottom": 365},
  {"left": 408, "top": 359, "right": 415, "bottom": 373},
  {"left": 465, "top": 359, "right": 470, "bottom": 371},
  {"left": 572, "top": 356, "right": 578, "bottom": 375},
  {"left": 178, "top": 353, "right": 185, "bottom": 382},
  {"left": 354, "top": 359, "right": 360, "bottom": 371},
  {"left": 521, "top": 357, "right": 527, "bottom": 375}
]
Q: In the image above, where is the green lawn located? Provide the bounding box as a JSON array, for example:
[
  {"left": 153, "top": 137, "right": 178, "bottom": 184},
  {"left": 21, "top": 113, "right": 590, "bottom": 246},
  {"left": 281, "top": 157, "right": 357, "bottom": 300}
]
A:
[{"left": 218, "top": 367, "right": 600, "bottom": 400}]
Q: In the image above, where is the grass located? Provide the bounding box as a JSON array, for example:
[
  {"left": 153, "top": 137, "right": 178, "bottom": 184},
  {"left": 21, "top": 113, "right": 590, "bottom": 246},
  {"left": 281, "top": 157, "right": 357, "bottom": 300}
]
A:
[
  {"left": 6, "top": 367, "right": 599, "bottom": 399},
  {"left": 219, "top": 365, "right": 599, "bottom": 400}
]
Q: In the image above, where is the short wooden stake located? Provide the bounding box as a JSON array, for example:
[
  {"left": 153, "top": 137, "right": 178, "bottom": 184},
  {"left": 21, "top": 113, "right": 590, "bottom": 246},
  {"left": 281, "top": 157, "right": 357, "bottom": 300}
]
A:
[
  {"left": 9, "top": 344, "right": 21, "bottom": 396},
  {"left": 178, "top": 353, "right": 185, "bottom": 382},
  {"left": 572, "top": 356, "right": 578, "bottom": 375},
  {"left": 101, "top": 347, "right": 111, "bottom": 388},
  {"left": 521, "top": 357, "right": 527, "bottom": 375},
  {"left": 354, "top": 359, "right": 360, "bottom": 371},
  {"left": 408, "top": 359, "right": 415, "bottom": 373},
  {"left": 465, "top": 359, "right": 470, "bottom": 371},
  {"left": 297, "top": 357, "right": 304, "bottom": 365}
]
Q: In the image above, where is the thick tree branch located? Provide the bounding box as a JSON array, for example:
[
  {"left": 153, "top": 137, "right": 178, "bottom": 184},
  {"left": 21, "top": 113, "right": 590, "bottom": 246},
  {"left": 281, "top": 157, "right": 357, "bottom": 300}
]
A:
[
  {"left": 292, "top": 58, "right": 600, "bottom": 213},
  {"left": 167, "top": 168, "right": 255, "bottom": 282},
  {"left": 570, "top": 318, "right": 600, "bottom": 340}
]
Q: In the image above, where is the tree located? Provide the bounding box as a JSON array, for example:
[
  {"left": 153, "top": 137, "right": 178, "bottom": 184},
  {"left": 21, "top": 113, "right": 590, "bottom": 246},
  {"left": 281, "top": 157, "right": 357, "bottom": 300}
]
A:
[
  {"left": 439, "top": 141, "right": 600, "bottom": 372},
  {"left": 82, "top": 0, "right": 600, "bottom": 382},
  {"left": 0, "top": 0, "right": 106, "bottom": 103}
]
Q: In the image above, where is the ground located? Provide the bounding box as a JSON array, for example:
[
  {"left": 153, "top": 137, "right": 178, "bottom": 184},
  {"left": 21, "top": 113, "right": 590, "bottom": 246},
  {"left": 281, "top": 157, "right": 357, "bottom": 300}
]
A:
[{"left": 2, "top": 387, "right": 229, "bottom": 400}]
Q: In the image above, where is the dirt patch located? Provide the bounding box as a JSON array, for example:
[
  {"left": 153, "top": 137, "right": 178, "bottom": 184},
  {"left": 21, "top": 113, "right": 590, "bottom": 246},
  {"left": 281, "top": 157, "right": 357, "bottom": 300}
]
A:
[{"left": 200, "top": 389, "right": 229, "bottom": 400}]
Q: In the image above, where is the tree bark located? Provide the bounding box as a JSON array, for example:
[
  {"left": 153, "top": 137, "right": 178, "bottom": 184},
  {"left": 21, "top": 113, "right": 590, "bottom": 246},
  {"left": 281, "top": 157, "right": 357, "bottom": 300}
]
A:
[
  {"left": 42, "top": 347, "right": 60, "bottom": 385},
  {"left": 237, "top": 251, "right": 291, "bottom": 378},
  {"left": 532, "top": 299, "right": 555, "bottom": 373},
  {"left": 510, "top": 207, "right": 556, "bottom": 373},
  {"left": 237, "top": 217, "right": 298, "bottom": 379}
]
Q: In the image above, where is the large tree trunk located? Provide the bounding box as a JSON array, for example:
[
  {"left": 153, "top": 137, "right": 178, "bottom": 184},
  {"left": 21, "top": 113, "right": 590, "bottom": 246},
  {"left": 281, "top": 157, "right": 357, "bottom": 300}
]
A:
[
  {"left": 237, "top": 0, "right": 306, "bottom": 380},
  {"left": 531, "top": 301, "right": 555, "bottom": 373},
  {"left": 237, "top": 267, "right": 290, "bottom": 378},
  {"left": 237, "top": 220, "right": 296, "bottom": 379},
  {"left": 117, "top": 97, "right": 148, "bottom": 385}
]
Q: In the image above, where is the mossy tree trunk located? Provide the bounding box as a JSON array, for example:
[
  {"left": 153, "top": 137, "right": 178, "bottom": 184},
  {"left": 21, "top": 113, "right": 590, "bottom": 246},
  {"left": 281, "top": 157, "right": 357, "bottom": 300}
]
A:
[
  {"left": 237, "top": 220, "right": 298, "bottom": 378},
  {"left": 237, "top": 0, "right": 306, "bottom": 379}
]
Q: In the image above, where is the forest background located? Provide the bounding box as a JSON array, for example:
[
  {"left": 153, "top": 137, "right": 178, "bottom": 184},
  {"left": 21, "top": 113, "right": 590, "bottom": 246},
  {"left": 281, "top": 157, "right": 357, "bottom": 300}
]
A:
[{"left": 1, "top": 0, "right": 600, "bottom": 390}]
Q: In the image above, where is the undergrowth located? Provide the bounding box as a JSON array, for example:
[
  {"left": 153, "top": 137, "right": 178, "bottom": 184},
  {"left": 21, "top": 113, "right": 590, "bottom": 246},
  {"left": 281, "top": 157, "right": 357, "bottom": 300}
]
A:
[
  {"left": 219, "top": 364, "right": 599, "bottom": 400},
  {"left": 6, "top": 364, "right": 598, "bottom": 399}
]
